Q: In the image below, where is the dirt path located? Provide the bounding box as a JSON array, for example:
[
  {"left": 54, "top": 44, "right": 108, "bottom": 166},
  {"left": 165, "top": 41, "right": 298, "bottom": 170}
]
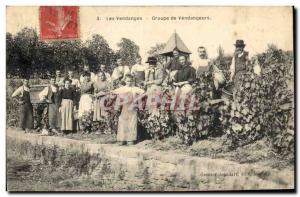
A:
[{"left": 6, "top": 128, "right": 294, "bottom": 191}]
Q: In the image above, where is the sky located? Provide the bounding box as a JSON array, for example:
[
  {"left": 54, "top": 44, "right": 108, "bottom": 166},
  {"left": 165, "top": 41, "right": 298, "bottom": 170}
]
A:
[{"left": 6, "top": 6, "right": 293, "bottom": 62}]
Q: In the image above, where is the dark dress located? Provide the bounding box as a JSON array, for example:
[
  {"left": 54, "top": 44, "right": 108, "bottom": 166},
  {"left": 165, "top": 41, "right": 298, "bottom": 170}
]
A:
[{"left": 19, "top": 88, "right": 34, "bottom": 129}]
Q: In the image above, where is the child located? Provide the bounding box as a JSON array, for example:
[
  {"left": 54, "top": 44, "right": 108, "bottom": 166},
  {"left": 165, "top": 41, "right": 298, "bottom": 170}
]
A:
[
  {"left": 11, "top": 77, "right": 33, "bottom": 132},
  {"left": 112, "top": 74, "right": 145, "bottom": 145},
  {"left": 59, "top": 78, "right": 76, "bottom": 133}
]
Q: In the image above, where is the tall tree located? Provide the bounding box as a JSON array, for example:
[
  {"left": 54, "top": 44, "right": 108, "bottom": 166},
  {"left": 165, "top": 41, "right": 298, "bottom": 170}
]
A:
[
  {"left": 49, "top": 40, "right": 84, "bottom": 75},
  {"left": 13, "top": 27, "right": 39, "bottom": 77},
  {"left": 84, "top": 34, "right": 114, "bottom": 73},
  {"left": 116, "top": 38, "right": 140, "bottom": 67}
]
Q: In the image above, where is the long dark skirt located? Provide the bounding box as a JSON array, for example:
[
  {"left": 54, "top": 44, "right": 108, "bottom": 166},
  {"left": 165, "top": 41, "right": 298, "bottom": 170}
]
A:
[
  {"left": 48, "top": 103, "right": 61, "bottom": 129},
  {"left": 19, "top": 102, "right": 33, "bottom": 129}
]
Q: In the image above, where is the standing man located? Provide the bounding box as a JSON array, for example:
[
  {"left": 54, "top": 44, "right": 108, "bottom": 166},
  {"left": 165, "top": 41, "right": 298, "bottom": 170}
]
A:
[
  {"left": 67, "top": 69, "right": 81, "bottom": 89},
  {"left": 80, "top": 64, "right": 96, "bottom": 83},
  {"left": 98, "top": 64, "right": 111, "bottom": 83},
  {"left": 193, "top": 46, "right": 210, "bottom": 77},
  {"left": 11, "top": 76, "right": 33, "bottom": 133},
  {"left": 131, "top": 57, "right": 148, "bottom": 87},
  {"left": 55, "top": 69, "right": 65, "bottom": 89},
  {"left": 39, "top": 75, "right": 61, "bottom": 133},
  {"left": 229, "top": 40, "right": 250, "bottom": 92}
]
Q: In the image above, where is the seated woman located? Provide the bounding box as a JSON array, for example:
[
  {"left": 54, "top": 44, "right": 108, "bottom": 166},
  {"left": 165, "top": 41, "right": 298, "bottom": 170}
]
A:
[
  {"left": 93, "top": 71, "right": 110, "bottom": 122},
  {"left": 173, "top": 56, "right": 196, "bottom": 96},
  {"left": 78, "top": 71, "right": 94, "bottom": 119},
  {"left": 11, "top": 76, "right": 33, "bottom": 132},
  {"left": 59, "top": 78, "right": 76, "bottom": 133},
  {"left": 112, "top": 74, "right": 145, "bottom": 145}
]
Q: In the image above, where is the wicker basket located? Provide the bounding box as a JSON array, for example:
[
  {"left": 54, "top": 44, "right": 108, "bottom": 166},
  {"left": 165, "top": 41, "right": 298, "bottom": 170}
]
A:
[{"left": 222, "top": 83, "right": 234, "bottom": 100}]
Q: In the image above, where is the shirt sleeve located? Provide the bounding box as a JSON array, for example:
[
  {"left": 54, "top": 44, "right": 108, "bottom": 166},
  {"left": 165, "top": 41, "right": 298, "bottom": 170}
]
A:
[
  {"left": 112, "top": 86, "right": 124, "bottom": 95},
  {"left": 12, "top": 86, "right": 23, "bottom": 98},
  {"left": 165, "top": 60, "right": 172, "bottom": 70},
  {"left": 39, "top": 87, "right": 49, "bottom": 101},
  {"left": 131, "top": 65, "right": 137, "bottom": 74},
  {"left": 134, "top": 87, "right": 145, "bottom": 95},
  {"left": 79, "top": 75, "right": 84, "bottom": 84},
  {"left": 124, "top": 66, "right": 131, "bottom": 76},
  {"left": 230, "top": 56, "right": 235, "bottom": 79},
  {"left": 111, "top": 68, "right": 120, "bottom": 81}
]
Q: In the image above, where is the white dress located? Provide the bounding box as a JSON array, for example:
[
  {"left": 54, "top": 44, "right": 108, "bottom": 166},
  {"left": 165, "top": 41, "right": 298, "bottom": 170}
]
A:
[{"left": 112, "top": 86, "right": 145, "bottom": 142}]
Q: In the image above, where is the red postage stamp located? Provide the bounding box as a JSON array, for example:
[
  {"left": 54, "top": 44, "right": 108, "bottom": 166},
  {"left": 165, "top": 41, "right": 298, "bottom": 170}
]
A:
[{"left": 40, "top": 6, "right": 79, "bottom": 40}]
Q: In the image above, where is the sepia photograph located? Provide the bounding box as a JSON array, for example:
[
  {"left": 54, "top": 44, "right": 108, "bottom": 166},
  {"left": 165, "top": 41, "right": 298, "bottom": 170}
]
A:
[{"left": 5, "top": 6, "right": 295, "bottom": 192}]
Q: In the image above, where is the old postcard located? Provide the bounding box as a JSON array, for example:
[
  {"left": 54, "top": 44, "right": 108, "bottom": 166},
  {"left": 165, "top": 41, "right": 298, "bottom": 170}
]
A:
[{"left": 6, "top": 6, "right": 294, "bottom": 192}]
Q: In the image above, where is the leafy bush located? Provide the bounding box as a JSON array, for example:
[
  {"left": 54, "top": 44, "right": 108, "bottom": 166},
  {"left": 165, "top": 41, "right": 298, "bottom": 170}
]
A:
[
  {"left": 219, "top": 46, "right": 294, "bottom": 156},
  {"left": 139, "top": 110, "right": 174, "bottom": 140},
  {"left": 173, "top": 70, "right": 217, "bottom": 145}
]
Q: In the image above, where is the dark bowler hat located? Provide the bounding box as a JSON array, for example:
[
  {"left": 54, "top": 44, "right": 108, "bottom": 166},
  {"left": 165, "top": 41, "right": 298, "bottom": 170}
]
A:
[
  {"left": 145, "top": 56, "right": 157, "bottom": 63},
  {"left": 234, "top": 40, "right": 246, "bottom": 47}
]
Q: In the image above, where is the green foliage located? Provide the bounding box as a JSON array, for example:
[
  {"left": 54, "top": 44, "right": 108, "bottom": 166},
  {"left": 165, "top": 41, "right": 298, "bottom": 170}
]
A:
[
  {"left": 6, "top": 28, "right": 116, "bottom": 78},
  {"left": 84, "top": 34, "right": 114, "bottom": 73},
  {"left": 116, "top": 38, "right": 140, "bottom": 66},
  {"left": 139, "top": 110, "right": 174, "bottom": 140}
]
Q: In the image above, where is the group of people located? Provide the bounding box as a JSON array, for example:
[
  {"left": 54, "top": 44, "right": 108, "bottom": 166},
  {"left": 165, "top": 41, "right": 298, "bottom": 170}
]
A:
[{"left": 11, "top": 39, "right": 252, "bottom": 145}]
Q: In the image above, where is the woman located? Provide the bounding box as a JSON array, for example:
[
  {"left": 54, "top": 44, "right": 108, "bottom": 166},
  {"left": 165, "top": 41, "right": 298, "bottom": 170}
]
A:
[
  {"left": 11, "top": 77, "right": 33, "bottom": 132},
  {"left": 78, "top": 71, "right": 94, "bottom": 118},
  {"left": 59, "top": 78, "right": 76, "bottom": 132},
  {"left": 112, "top": 74, "right": 145, "bottom": 145},
  {"left": 93, "top": 71, "right": 110, "bottom": 121},
  {"left": 131, "top": 57, "right": 147, "bottom": 87}
]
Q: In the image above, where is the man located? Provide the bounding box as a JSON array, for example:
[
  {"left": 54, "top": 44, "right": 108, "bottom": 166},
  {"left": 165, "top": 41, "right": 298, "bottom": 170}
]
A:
[
  {"left": 131, "top": 57, "right": 148, "bottom": 87},
  {"left": 39, "top": 76, "right": 60, "bottom": 133},
  {"left": 145, "top": 56, "right": 164, "bottom": 92},
  {"left": 97, "top": 64, "right": 111, "bottom": 83},
  {"left": 111, "top": 58, "right": 130, "bottom": 85},
  {"left": 55, "top": 69, "right": 65, "bottom": 88},
  {"left": 193, "top": 46, "right": 210, "bottom": 77},
  {"left": 173, "top": 56, "right": 196, "bottom": 96},
  {"left": 67, "top": 69, "right": 80, "bottom": 89},
  {"left": 12, "top": 76, "right": 33, "bottom": 132},
  {"left": 80, "top": 64, "right": 96, "bottom": 83},
  {"left": 229, "top": 40, "right": 250, "bottom": 92},
  {"left": 165, "top": 49, "right": 182, "bottom": 81}
]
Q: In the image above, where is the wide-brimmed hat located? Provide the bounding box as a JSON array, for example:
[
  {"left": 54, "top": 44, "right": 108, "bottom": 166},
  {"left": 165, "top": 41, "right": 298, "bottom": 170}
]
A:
[
  {"left": 146, "top": 56, "right": 157, "bottom": 63},
  {"left": 234, "top": 40, "right": 246, "bottom": 47}
]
